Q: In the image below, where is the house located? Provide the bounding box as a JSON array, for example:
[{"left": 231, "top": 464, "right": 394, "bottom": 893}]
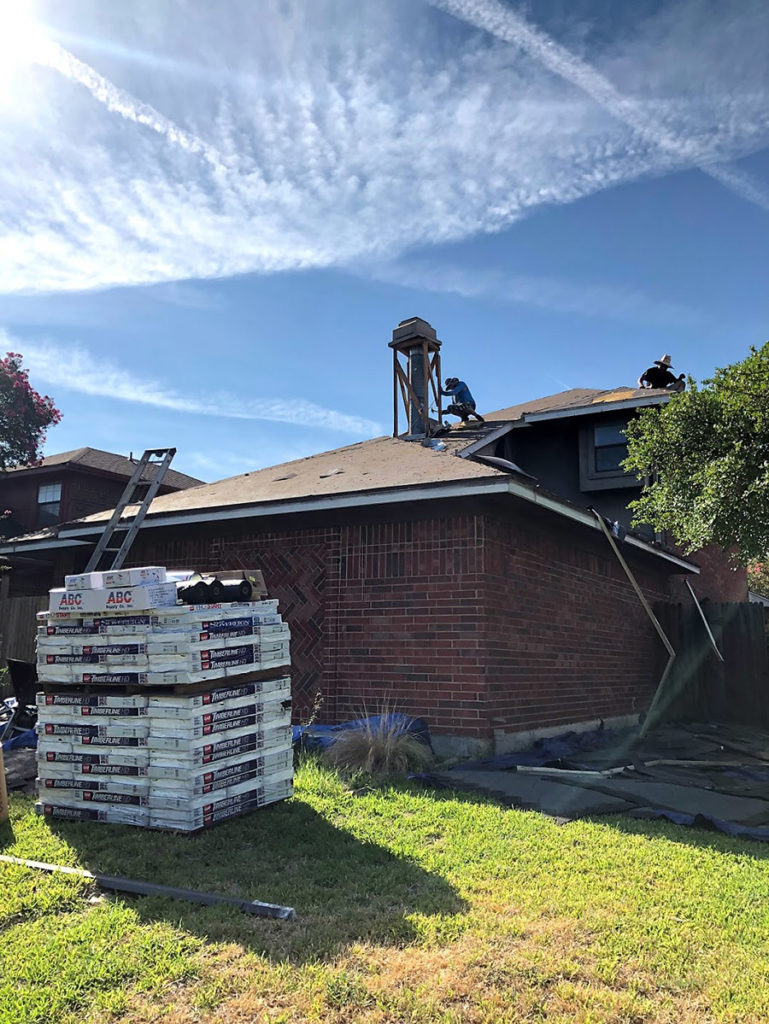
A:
[
  {"left": 0, "top": 320, "right": 744, "bottom": 755},
  {"left": 0, "top": 447, "right": 203, "bottom": 595}
]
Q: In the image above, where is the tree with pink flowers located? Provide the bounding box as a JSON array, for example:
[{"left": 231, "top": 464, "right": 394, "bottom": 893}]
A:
[
  {"left": 748, "top": 561, "right": 769, "bottom": 600},
  {"left": 0, "top": 352, "right": 61, "bottom": 471}
]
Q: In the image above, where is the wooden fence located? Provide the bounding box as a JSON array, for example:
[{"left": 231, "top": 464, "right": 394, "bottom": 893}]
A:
[
  {"left": 654, "top": 601, "right": 769, "bottom": 728},
  {"left": 0, "top": 593, "right": 47, "bottom": 665}
]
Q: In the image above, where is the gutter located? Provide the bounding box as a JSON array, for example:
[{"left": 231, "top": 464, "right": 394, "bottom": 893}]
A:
[
  {"left": 504, "top": 478, "right": 697, "bottom": 573},
  {"left": 0, "top": 475, "right": 698, "bottom": 574}
]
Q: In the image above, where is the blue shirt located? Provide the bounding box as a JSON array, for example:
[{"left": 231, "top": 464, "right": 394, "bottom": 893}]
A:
[{"left": 441, "top": 380, "right": 475, "bottom": 406}]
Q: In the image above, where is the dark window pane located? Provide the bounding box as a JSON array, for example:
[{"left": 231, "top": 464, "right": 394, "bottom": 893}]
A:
[
  {"left": 595, "top": 443, "right": 628, "bottom": 473},
  {"left": 594, "top": 423, "right": 626, "bottom": 446},
  {"left": 37, "top": 502, "right": 60, "bottom": 527}
]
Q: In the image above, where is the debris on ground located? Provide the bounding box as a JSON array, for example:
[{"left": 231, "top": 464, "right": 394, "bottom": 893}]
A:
[
  {"left": 428, "top": 722, "right": 769, "bottom": 841},
  {"left": 2, "top": 747, "right": 37, "bottom": 793}
]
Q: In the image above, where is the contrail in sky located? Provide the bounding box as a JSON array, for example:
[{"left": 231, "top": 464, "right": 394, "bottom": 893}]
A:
[
  {"left": 428, "top": 0, "right": 769, "bottom": 211},
  {"left": 34, "top": 38, "right": 229, "bottom": 173}
]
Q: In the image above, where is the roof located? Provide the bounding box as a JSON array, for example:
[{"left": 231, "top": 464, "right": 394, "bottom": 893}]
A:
[
  {"left": 70, "top": 435, "right": 507, "bottom": 522},
  {"left": 486, "top": 386, "right": 670, "bottom": 423},
  {"left": 0, "top": 387, "right": 698, "bottom": 574},
  {"left": 6, "top": 447, "right": 203, "bottom": 490}
]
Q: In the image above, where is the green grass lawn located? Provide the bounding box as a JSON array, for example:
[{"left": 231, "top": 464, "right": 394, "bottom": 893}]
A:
[{"left": 3, "top": 758, "right": 769, "bottom": 1023}]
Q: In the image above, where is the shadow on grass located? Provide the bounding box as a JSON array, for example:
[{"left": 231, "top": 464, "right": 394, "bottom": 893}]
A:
[{"left": 38, "top": 794, "right": 465, "bottom": 961}]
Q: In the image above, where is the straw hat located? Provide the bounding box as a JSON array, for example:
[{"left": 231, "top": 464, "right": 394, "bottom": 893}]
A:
[{"left": 654, "top": 354, "right": 673, "bottom": 368}]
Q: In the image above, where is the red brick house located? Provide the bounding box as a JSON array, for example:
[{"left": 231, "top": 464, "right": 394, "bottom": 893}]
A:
[
  {"left": 0, "top": 320, "right": 742, "bottom": 755},
  {"left": 0, "top": 448, "right": 202, "bottom": 594}
]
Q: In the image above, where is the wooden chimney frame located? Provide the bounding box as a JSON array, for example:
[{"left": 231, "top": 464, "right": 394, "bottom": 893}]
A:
[{"left": 389, "top": 332, "right": 443, "bottom": 438}]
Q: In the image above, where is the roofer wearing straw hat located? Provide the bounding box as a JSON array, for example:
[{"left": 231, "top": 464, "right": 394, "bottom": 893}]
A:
[{"left": 638, "top": 354, "right": 686, "bottom": 392}]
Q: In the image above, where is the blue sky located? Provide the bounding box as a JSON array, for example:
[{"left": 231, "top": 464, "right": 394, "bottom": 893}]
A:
[{"left": 1, "top": 0, "right": 767, "bottom": 481}]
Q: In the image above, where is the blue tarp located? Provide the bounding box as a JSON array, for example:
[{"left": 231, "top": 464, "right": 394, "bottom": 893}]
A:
[
  {"left": 293, "top": 713, "right": 432, "bottom": 753},
  {"left": 455, "top": 725, "right": 620, "bottom": 771},
  {"left": 2, "top": 727, "right": 37, "bottom": 751}
]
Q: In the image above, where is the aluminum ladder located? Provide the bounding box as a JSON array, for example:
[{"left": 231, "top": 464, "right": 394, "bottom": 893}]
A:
[{"left": 84, "top": 447, "right": 176, "bottom": 573}]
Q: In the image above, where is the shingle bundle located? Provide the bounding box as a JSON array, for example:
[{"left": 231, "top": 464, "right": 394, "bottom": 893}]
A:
[{"left": 34, "top": 567, "right": 293, "bottom": 831}]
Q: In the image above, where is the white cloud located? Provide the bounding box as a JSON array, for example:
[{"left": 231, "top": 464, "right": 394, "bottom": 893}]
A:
[
  {"left": 429, "top": 0, "right": 769, "bottom": 210},
  {"left": 4, "top": 331, "right": 382, "bottom": 436},
  {"left": 0, "top": 0, "right": 767, "bottom": 294},
  {"left": 367, "top": 261, "right": 702, "bottom": 327}
]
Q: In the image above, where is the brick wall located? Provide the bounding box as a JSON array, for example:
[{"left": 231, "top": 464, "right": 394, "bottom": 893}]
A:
[
  {"left": 482, "top": 513, "right": 671, "bottom": 741},
  {"left": 670, "top": 543, "right": 747, "bottom": 603},
  {"left": 120, "top": 504, "right": 676, "bottom": 752},
  {"left": 332, "top": 516, "right": 487, "bottom": 738}
]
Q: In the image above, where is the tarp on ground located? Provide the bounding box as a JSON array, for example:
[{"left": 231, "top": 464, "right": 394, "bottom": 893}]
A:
[{"left": 427, "top": 721, "right": 769, "bottom": 842}]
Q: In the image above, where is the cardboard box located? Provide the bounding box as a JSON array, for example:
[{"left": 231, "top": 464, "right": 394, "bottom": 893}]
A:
[
  {"left": 49, "top": 582, "right": 178, "bottom": 614},
  {"left": 64, "top": 571, "right": 105, "bottom": 591},
  {"left": 102, "top": 566, "right": 166, "bottom": 589}
]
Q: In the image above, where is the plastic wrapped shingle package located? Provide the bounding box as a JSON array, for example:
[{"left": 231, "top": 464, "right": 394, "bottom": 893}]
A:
[{"left": 34, "top": 567, "right": 293, "bottom": 831}]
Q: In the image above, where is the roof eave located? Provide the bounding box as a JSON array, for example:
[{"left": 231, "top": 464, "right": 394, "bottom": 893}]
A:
[{"left": 0, "top": 475, "right": 698, "bottom": 573}]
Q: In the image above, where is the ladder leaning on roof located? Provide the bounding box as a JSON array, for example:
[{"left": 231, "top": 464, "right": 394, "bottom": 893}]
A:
[{"left": 84, "top": 448, "right": 176, "bottom": 573}]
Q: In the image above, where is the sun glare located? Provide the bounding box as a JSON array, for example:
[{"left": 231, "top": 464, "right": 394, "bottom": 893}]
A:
[{"left": 0, "top": 0, "right": 48, "bottom": 100}]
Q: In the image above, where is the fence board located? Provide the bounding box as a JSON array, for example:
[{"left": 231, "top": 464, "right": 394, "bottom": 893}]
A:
[
  {"left": 654, "top": 601, "right": 769, "bottom": 727},
  {"left": 0, "top": 595, "right": 47, "bottom": 664}
]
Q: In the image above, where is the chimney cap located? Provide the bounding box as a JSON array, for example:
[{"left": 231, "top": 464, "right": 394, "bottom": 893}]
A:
[{"left": 389, "top": 317, "right": 441, "bottom": 349}]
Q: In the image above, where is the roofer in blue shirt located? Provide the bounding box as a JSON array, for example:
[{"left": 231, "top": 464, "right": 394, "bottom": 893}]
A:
[{"left": 441, "top": 377, "right": 484, "bottom": 424}]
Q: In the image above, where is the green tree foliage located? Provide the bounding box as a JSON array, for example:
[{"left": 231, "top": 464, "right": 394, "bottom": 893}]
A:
[
  {"left": 0, "top": 352, "right": 61, "bottom": 470},
  {"left": 624, "top": 342, "right": 769, "bottom": 564}
]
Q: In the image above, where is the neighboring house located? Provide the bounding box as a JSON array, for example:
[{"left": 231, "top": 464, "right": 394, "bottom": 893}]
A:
[
  {"left": 0, "top": 320, "right": 744, "bottom": 755},
  {"left": 0, "top": 447, "right": 203, "bottom": 595}
]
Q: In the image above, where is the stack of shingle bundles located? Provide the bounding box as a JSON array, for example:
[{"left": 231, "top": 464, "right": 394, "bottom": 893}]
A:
[
  {"left": 36, "top": 677, "right": 293, "bottom": 829},
  {"left": 34, "top": 565, "right": 294, "bottom": 830},
  {"left": 37, "top": 566, "right": 290, "bottom": 687}
]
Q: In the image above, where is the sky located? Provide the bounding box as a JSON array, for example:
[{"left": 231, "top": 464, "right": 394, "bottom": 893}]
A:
[{"left": 0, "top": 0, "right": 767, "bottom": 482}]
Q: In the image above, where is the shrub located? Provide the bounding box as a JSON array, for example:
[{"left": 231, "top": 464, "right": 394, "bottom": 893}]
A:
[{"left": 325, "top": 715, "right": 433, "bottom": 777}]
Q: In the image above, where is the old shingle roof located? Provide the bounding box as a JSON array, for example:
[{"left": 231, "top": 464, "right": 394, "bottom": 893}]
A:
[
  {"left": 71, "top": 435, "right": 507, "bottom": 523},
  {"left": 485, "top": 386, "right": 667, "bottom": 422},
  {"left": 7, "top": 447, "right": 203, "bottom": 490}
]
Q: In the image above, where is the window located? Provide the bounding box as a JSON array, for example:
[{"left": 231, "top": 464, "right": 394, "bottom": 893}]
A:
[
  {"left": 579, "top": 420, "right": 636, "bottom": 491},
  {"left": 37, "top": 482, "right": 62, "bottom": 526},
  {"left": 593, "top": 422, "right": 628, "bottom": 473}
]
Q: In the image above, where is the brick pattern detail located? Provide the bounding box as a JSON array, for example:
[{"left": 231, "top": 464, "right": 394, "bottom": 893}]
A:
[
  {"left": 80, "top": 508, "right": 677, "bottom": 743},
  {"left": 132, "top": 527, "right": 336, "bottom": 721}
]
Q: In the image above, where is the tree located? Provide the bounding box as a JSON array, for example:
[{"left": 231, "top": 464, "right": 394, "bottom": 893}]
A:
[
  {"left": 747, "top": 560, "right": 769, "bottom": 599},
  {"left": 623, "top": 342, "right": 769, "bottom": 564},
  {"left": 0, "top": 352, "right": 61, "bottom": 471}
]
